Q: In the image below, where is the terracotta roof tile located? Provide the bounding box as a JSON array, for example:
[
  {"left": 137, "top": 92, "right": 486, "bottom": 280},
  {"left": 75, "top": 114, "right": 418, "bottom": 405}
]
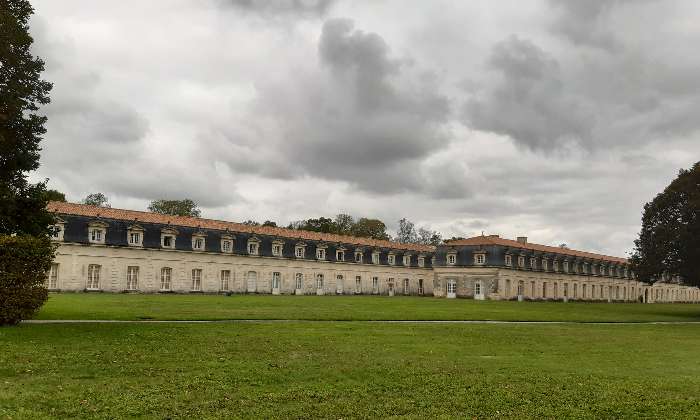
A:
[
  {"left": 48, "top": 202, "right": 434, "bottom": 253},
  {"left": 445, "top": 235, "right": 628, "bottom": 264}
]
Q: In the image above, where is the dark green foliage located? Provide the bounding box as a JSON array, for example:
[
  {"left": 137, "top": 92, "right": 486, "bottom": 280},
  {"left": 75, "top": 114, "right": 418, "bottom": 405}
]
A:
[
  {"left": 261, "top": 220, "right": 277, "bottom": 227},
  {"left": 0, "top": 235, "right": 55, "bottom": 325},
  {"left": 82, "top": 192, "right": 110, "bottom": 207},
  {"left": 43, "top": 188, "right": 65, "bottom": 202},
  {"left": 0, "top": 0, "right": 53, "bottom": 236},
  {"left": 287, "top": 214, "right": 391, "bottom": 240},
  {"left": 351, "top": 217, "right": 390, "bottom": 240},
  {"left": 631, "top": 162, "right": 700, "bottom": 286},
  {"left": 147, "top": 198, "right": 201, "bottom": 217}
]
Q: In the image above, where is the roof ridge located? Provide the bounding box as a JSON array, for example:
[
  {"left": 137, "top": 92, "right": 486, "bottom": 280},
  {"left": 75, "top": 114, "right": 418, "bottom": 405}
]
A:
[{"left": 47, "top": 201, "right": 435, "bottom": 252}]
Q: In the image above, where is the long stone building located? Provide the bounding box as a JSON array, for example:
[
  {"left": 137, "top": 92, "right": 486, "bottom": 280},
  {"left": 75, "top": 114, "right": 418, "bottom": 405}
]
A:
[{"left": 47, "top": 202, "right": 699, "bottom": 303}]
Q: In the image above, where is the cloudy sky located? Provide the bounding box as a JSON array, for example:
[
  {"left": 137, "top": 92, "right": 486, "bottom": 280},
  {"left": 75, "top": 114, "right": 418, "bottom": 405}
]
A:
[{"left": 29, "top": 0, "right": 700, "bottom": 256}]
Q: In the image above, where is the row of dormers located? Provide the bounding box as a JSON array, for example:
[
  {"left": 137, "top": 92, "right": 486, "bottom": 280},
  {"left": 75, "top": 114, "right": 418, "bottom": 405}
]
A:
[
  {"left": 439, "top": 246, "right": 633, "bottom": 279},
  {"left": 50, "top": 216, "right": 430, "bottom": 267}
]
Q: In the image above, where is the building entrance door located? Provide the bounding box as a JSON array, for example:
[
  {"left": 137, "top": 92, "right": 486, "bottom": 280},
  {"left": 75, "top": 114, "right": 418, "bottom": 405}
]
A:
[{"left": 447, "top": 279, "right": 456, "bottom": 299}]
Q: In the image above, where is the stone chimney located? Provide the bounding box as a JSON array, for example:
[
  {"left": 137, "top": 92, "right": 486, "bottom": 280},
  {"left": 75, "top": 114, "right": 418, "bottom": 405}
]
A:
[{"left": 516, "top": 236, "right": 528, "bottom": 244}]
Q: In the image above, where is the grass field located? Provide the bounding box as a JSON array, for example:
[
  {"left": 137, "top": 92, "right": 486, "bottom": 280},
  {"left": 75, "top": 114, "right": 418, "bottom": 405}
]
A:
[
  {"left": 35, "top": 293, "right": 700, "bottom": 322},
  {"left": 4, "top": 295, "right": 700, "bottom": 418}
]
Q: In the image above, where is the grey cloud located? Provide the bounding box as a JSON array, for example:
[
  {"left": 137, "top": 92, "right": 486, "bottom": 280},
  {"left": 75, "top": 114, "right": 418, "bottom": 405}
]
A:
[
  {"left": 463, "top": 35, "right": 593, "bottom": 150},
  {"left": 211, "top": 18, "right": 451, "bottom": 194},
  {"left": 219, "top": 0, "right": 336, "bottom": 16}
]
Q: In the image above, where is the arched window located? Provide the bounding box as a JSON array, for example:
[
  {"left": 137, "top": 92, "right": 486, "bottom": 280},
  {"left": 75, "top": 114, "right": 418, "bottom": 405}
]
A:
[
  {"left": 295, "top": 273, "right": 303, "bottom": 290},
  {"left": 316, "top": 274, "right": 324, "bottom": 290}
]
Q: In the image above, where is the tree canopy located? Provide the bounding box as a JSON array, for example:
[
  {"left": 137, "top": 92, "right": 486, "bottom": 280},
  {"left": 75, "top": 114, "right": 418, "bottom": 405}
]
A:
[
  {"left": 631, "top": 162, "right": 700, "bottom": 286},
  {"left": 0, "top": 0, "right": 54, "bottom": 236},
  {"left": 394, "top": 218, "right": 442, "bottom": 246},
  {"left": 43, "top": 189, "right": 66, "bottom": 202},
  {"left": 82, "top": 193, "right": 110, "bottom": 208},
  {"left": 148, "top": 199, "right": 201, "bottom": 217}
]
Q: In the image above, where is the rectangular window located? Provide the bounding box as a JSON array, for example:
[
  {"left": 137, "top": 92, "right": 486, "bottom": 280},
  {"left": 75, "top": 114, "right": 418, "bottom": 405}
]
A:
[
  {"left": 191, "top": 269, "right": 202, "bottom": 291},
  {"left": 355, "top": 276, "right": 362, "bottom": 294},
  {"left": 336, "top": 250, "right": 344, "bottom": 261},
  {"left": 518, "top": 256, "right": 525, "bottom": 268},
  {"left": 47, "top": 263, "right": 59, "bottom": 289},
  {"left": 447, "top": 254, "right": 456, "bottom": 265},
  {"left": 542, "top": 259, "right": 548, "bottom": 271},
  {"left": 316, "top": 248, "right": 326, "bottom": 260},
  {"left": 316, "top": 274, "right": 324, "bottom": 290},
  {"left": 372, "top": 253, "right": 380, "bottom": 264},
  {"left": 162, "top": 235, "right": 174, "bottom": 248},
  {"left": 87, "top": 264, "right": 100, "bottom": 290},
  {"left": 372, "top": 276, "right": 379, "bottom": 293},
  {"left": 272, "top": 244, "right": 283, "bottom": 256},
  {"left": 222, "top": 240, "right": 232, "bottom": 253},
  {"left": 126, "top": 266, "right": 139, "bottom": 290},
  {"left": 90, "top": 229, "right": 102, "bottom": 243},
  {"left": 403, "top": 255, "right": 411, "bottom": 266},
  {"left": 418, "top": 279, "right": 424, "bottom": 295},
  {"left": 475, "top": 254, "right": 485, "bottom": 264},
  {"left": 531, "top": 281, "right": 535, "bottom": 297},
  {"left": 295, "top": 246, "right": 305, "bottom": 258},
  {"left": 272, "top": 272, "right": 281, "bottom": 289},
  {"left": 355, "top": 252, "right": 362, "bottom": 263},
  {"left": 295, "top": 273, "right": 303, "bottom": 290},
  {"left": 542, "top": 282, "right": 547, "bottom": 298},
  {"left": 553, "top": 260, "right": 559, "bottom": 272},
  {"left": 160, "top": 267, "right": 172, "bottom": 291},
  {"left": 563, "top": 261, "right": 569, "bottom": 273},
  {"left": 388, "top": 254, "right": 395, "bottom": 265},
  {"left": 530, "top": 258, "right": 536, "bottom": 269},
  {"left": 248, "top": 242, "right": 259, "bottom": 255},
  {"left": 505, "top": 254, "right": 512, "bottom": 266},
  {"left": 221, "top": 270, "right": 231, "bottom": 291},
  {"left": 574, "top": 283, "right": 578, "bottom": 298},
  {"left": 403, "top": 278, "right": 410, "bottom": 295},
  {"left": 193, "top": 238, "right": 205, "bottom": 250},
  {"left": 475, "top": 281, "right": 481, "bottom": 295},
  {"left": 563, "top": 283, "right": 568, "bottom": 298},
  {"left": 418, "top": 257, "right": 425, "bottom": 267},
  {"left": 336, "top": 275, "right": 343, "bottom": 293},
  {"left": 128, "top": 232, "right": 141, "bottom": 246}
]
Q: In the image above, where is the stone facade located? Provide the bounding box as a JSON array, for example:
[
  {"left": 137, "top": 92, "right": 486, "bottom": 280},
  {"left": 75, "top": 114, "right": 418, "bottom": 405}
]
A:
[{"left": 46, "top": 202, "right": 700, "bottom": 303}]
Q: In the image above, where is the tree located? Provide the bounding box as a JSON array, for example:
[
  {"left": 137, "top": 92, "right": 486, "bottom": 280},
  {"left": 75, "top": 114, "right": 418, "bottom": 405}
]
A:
[
  {"left": 43, "top": 189, "right": 66, "bottom": 202},
  {"left": 395, "top": 218, "right": 418, "bottom": 243},
  {"left": 262, "top": 220, "right": 277, "bottom": 227},
  {"left": 418, "top": 227, "right": 442, "bottom": 246},
  {"left": 148, "top": 199, "right": 201, "bottom": 217},
  {"left": 0, "top": 0, "right": 54, "bottom": 325},
  {"left": 82, "top": 193, "right": 110, "bottom": 207},
  {"left": 334, "top": 214, "right": 354, "bottom": 235},
  {"left": 351, "top": 218, "right": 390, "bottom": 241},
  {"left": 0, "top": 0, "right": 54, "bottom": 236},
  {"left": 631, "top": 162, "right": 700, "bottom": 286},
  {"left": 242, "top": 220, "right": 260, "bottom": 226}
]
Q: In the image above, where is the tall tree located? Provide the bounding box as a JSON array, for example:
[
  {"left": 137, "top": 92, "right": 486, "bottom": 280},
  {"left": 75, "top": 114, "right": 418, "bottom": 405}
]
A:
[
  {"left": 82, "top": 193, "right": 110, "bottom": 207},
  {"left": 43, "top": 188, "right": 66, "bottom": 202},
  {"left": 334, "top": 213, "right": 354, "bottom": 235},
  {"left": 0, "top": 0, "right": 54, "bottom": 325},
  {"left": 631, "top": 162, "right": 700, "bottom": 286},
  {"left": 351, "top": 218, "right": 390, "bottom": 241},
  {"left": 148, "top": 199, "right": 201, "bottom": 217},
  {"left": 0, "top": 0, "right": 54, "bottom": 236},
  {"left": 395, "top": 218, "right": 418, "bottom": 243}
]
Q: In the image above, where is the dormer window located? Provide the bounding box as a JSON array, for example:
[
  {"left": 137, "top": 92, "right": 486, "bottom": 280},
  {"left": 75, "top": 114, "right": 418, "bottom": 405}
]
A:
[
  {"left": 355, "top": 249, "right": 363, "bottom": 263},
  {"left": 192, "top": 234, "right": 206, "bottom": 251},
  {"left": 221, "top": 234, "right": 234, "bottom": 253},
  {"left": 403, "top": 255, "right": 411, "bottom": 266},
  {"left": 447, "top": 253, "right": 456, "bottom": 265},
  {"left": 553, "top": 260, "right": 559, "bottom": 272},
  {"left": 388, "top": 253, "right": 396, "bottom": 265},
  {"left": 316, "top": 246, "right": 326, "bottom": 260},
  {"left": 530, "top": 257, "right": 536, "bottom": 269},
  {"left": 418, "top": 256, "right": 425, "bottom": 267},
  {"left": 474, "top": 253, "right": 486, "bottom": 265},
  {"left": 542, "top": 258, "right": 548, "bottom": 271},
  {"left": 600, "top": 265, "right": 606, "bottom": 276},
  {"left": 161, "top": 228, "right": 178, "bottom": 249},
  {"left": 563, "top": 261, "right": 569, "bottom": 273},
  {"left": 336, "top": 249, "right": 345, "bottom": 262},
  {"left": 505, "top": 254, "right": 512, "bottom": 267},
  {"left": 372, "top": 251, "right": 380, "bottom": 264},
  {"left": 247, "top": 238, "right": 260, "bottom": 255},
  {"left": 295, "top": 243, "right": 306, "bottom": 258},
  {"left": 127, "top": 224, "right": 144, "bottom": 247},
  {"left": 272, "top": 241, "right": 284, "bottom": 257},
  {"left": 517, "top": 256, "right": 525, "bottom": 268},
  {"left": 50, "top": 218, "right": 65, "bottom": 241},
  {"left": 88, "top": 221, "right": 108, "bottom": 244}
]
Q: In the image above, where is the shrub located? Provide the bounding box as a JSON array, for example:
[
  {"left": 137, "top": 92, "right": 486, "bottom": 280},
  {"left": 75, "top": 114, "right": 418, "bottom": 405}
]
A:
[{"left": 0, "top": 235, "right": 56, "bottom": 325}]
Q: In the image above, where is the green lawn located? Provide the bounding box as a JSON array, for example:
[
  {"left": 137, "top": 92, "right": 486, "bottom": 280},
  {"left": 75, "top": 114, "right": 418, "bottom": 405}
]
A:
[
  {"left": 2, "top": 322, "right": 700, "bottom": 418},
  {"left": 35, "top": 293, "right": 700, "bottom": 322}
]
